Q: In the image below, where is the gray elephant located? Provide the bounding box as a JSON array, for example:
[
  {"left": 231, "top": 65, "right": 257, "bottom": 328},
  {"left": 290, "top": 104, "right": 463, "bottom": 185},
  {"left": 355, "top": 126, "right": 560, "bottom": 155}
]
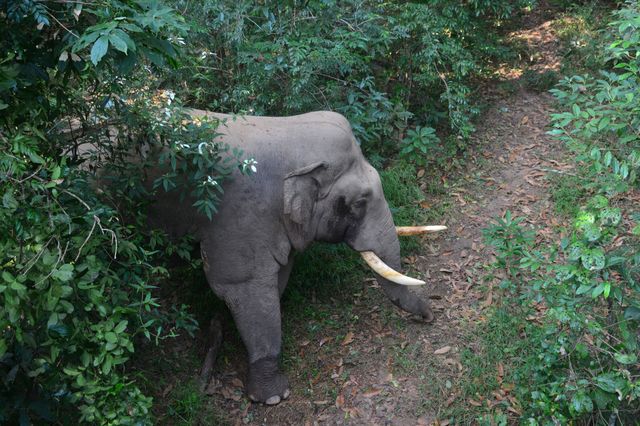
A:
[{"left": 146, "top": 110, "right": 444, "bottom": 404}]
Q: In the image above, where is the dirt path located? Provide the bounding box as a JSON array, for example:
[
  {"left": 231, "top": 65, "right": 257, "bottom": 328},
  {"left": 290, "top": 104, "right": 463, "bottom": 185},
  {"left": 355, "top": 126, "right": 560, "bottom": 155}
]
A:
[{"left": 198, "top": 6, "right": 573, "bottom": 425}]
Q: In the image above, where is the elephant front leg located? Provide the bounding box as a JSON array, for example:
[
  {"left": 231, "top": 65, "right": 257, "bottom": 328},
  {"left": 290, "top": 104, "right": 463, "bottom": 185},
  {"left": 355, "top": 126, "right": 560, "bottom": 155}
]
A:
[{"left": 222, "top": 281, "right": 290, "bottom": 405}]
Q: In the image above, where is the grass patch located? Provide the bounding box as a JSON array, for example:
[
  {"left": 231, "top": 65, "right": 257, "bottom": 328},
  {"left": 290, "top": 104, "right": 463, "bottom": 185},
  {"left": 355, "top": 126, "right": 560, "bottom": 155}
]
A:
[
  {"left": 446, "top": 307, "right": 544, "bottom": 424},
  {"left": 163, "top": 380, "right": 228, "bottom": 425},
  {"left": 549, "top": 172, "right": 591, "bottom": 217}
]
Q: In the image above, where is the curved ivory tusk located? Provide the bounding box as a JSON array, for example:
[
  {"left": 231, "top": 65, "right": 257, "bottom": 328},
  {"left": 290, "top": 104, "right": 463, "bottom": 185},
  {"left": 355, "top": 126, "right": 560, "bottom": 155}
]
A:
[
  {"left": 360, "top": 251, "right": 425, "bottom": 286},
  {"left": 396, "top": 225, "right": 447, "bottom": 236}
]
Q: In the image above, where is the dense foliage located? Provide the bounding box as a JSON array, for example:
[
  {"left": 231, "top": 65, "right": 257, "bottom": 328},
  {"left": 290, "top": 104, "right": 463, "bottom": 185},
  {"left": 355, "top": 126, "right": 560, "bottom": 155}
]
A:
[
  {"left": 0, "top": 0, "right": 535, "bottom": 423},
  {"left": 0, "top": 0, "right": 243, "bottom": 423},
  {"left": 478, "top": 2, "right": 639, "bottom": 423},
  {"left": 165, "top": 0, "right": 533, "bottom": 165}
]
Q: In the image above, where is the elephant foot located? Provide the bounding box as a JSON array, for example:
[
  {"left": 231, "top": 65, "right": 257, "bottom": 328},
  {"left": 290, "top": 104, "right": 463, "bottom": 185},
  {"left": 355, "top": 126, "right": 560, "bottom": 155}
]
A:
[
  {"left": 247, "top": 356, "right": 290, "bottom": 405},
  {"left": 419, "top": 300, "right": 435, "bottom": 323}
]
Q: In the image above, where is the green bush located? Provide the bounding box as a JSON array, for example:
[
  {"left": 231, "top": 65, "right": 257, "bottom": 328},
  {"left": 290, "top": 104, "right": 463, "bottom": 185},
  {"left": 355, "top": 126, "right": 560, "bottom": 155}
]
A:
[
  {"left": 0, "top": 1, "right": 242, "bottom": 423},
  {"left": 165, "top": 0, "right": 534, "bottom": 163}
]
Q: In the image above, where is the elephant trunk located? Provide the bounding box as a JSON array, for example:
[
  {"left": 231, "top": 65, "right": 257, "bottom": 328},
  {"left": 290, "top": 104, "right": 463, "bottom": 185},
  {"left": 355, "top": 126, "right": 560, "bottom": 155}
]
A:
[{"left": 372, "top": 227, "right": 433, "bottom": 320}]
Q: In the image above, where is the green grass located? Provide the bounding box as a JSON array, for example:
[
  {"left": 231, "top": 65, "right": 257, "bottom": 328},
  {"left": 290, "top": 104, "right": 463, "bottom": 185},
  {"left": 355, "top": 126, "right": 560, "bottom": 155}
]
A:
[
  {"left": 164, "top": 380, "right": 229, "bottom": 425},
  {"left": 549, "top": 172, "right": 591, "bottom": 217},
  {"left": 445, "top": 307, "right": 544, "bottom": 424}
]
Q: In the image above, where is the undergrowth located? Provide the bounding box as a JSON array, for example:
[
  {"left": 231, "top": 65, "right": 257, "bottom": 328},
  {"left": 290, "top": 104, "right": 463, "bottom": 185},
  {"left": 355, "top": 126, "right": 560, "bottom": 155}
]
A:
[{"left": 455, "top": 2, "right": 640, "bottom": 424}]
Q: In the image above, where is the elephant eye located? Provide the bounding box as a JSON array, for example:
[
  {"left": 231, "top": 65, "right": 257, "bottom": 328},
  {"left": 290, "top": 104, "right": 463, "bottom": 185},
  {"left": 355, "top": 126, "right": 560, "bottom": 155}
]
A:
[{"left": 352, "top": 198, "right": 367, "bottom": 209}]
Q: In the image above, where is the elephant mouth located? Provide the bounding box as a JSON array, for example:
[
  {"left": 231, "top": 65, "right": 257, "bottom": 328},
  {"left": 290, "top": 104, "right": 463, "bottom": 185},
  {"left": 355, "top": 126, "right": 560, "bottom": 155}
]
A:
[{"left": 359, "top": 225, "right": 447, "bottom": 286}]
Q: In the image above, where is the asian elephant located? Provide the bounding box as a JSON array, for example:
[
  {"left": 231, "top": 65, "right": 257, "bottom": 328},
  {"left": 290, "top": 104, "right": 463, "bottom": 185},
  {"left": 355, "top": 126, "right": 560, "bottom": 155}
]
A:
[{"left": 146, "top": 110, "right": 444, "bottom": 404}]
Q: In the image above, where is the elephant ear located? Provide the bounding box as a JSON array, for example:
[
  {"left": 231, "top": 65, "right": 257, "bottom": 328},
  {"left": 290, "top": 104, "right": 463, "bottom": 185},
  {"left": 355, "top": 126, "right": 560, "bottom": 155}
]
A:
[{"left": 283, "top": 162, "right": 328, "bottom": 250}]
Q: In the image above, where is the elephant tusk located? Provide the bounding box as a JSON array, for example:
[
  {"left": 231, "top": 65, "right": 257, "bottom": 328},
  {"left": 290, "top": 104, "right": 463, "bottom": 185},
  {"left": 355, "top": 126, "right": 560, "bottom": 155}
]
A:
[
  {"left": 396, "top": 225, "right": 447, "bottom": 236},
  {"left": 360, "top": 251, "right": 426, "bottom": 286}
]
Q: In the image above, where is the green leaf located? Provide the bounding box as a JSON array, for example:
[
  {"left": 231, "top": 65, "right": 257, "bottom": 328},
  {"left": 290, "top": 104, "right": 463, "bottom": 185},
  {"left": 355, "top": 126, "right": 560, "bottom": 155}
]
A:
[
  {"left": 1, "top": 270, "right": 14, "bottom": 283},
  {"left": 48, "top": 323, "right": 69, "bottom": 337},
  {"left": 90, "top": 36, "right": 109, "bottom": 66},
  {"left": 600, "top": 208, "right": 621, "bottom": 226},
  {"left": 52, "top": 264, "right": 74, "bottom": 282},
  {"left": 102, "top": 355, "right": 113, "bottom": 374},
  {"left": 613, "top": 352, "right": 637, "bottom": 364},
  {"left": 114, "top": 320, "right": 128, "bottom": 334},
  {"left": 109, "top": 34, "right": 128, "bottom": 54},
  {"left": 576, "top": 284, "right": 593, "bottom": 295},
  {"left": 572, "top": 104, "right": 581, "bottom": 116},
  {"left": 2, "top": 191, "right": 18, "bottom": 209},
  {"left": 581, "top": 248, "right": 606, "bottom": 271},
  {"left": 51, "top": 165, "right": 61, "bottom": 180},
  {"left": 104, "top": 332, "right": 118, "bottom": 344},
  {"left": 10, "top": 281, "right": 26, "bottom": 291},
  {"left": 581, "top": 223, "right": 601, "bottom": 242},
  {"left": 624, "top": 306, "right": 640, "bottom": 320},
  {"left": 571, "top": 391, "right": 593, "bottom": 414},
  {"left": 594, "top": 373, "right": 625, "bottom": 394}
]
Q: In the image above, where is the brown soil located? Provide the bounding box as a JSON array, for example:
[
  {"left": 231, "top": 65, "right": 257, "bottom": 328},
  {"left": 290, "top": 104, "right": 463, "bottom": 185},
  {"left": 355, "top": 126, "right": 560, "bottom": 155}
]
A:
[{"left": 152, "top": 4, "right": 577, "bottom": 426}]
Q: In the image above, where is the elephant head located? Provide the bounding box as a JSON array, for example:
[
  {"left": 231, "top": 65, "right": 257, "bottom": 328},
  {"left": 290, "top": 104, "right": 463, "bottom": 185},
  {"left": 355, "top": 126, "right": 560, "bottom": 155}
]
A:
[{"left": 281, "top": 129, "right": 444, "bottom": 321}]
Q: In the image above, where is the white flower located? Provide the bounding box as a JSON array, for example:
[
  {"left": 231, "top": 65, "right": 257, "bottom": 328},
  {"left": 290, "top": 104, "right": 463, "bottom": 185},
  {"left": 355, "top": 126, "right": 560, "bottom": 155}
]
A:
[
  {"left": 203, "top": 176, "right": 218, "bottom": 187},
  {"left": 175, "top": 142, "right": 190, "bottom": 152},
  {"left": 242, "top": 158, "right": 258, "bottom": 174}
]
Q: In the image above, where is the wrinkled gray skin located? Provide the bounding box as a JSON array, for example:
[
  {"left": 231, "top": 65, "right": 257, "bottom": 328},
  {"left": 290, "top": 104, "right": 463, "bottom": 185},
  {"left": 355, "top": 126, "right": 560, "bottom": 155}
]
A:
[{"left": 147, "top": 110, "right": 433, "bottom": 404}]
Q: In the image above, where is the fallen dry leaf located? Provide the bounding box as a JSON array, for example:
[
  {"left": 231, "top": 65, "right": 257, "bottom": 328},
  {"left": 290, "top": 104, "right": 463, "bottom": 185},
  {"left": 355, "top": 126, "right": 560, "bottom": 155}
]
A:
[
  {"left": 220, "top": 386, "right": 241, "bottom": 401},
  {"left": 341, "top": 332, "right": 354, "bottom": 346},
  {"left": 434, "top": 346, "right": 452, "bottom": 355},
  {"left": 335, "top": 393, "right": 345, "bottom": 408},
  {"left": 502, "top": 383, "right": 515, "bottom": 392},
  {"left": 507, "top": 406, "right": 522, "bottom": 415},
  {"left": 469, "top": 399, "right": 482, "bottom": 407},
  {"left": 161, "top": 383, "right": 174, "bottom": 398},
  {"left": 445, "top": 393, "right": 457, "bottom": 407},
  {"left": 417, "top": 168, "right": 426, "bottom": 178},
  {"left": 362, "top": 387, "right": 382, "bottom": 398}
]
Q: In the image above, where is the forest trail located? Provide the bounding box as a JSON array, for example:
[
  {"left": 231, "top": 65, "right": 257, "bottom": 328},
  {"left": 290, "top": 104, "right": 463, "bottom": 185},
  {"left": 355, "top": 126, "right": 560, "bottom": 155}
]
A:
[{"left": 199, "top": 5, "right": 573, "bottom": 426}]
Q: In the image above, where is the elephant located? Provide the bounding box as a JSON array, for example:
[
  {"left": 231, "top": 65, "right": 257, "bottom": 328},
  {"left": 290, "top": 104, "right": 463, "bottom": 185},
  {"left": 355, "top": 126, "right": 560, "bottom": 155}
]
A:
[{"left": 144, "top": 110, "right": 445, "bottom": 405}]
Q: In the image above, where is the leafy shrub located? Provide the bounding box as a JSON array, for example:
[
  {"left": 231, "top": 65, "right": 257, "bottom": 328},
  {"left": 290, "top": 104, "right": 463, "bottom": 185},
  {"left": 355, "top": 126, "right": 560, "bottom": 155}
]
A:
[
  {"left": 0, "top": 1, "right": 245, "bottom": 423},
  {"left": 165, "top": 0, "right": 534, "bottom": 163},
  {"left": 400, "top": 126, "right": 440, "bottom": 166}
]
